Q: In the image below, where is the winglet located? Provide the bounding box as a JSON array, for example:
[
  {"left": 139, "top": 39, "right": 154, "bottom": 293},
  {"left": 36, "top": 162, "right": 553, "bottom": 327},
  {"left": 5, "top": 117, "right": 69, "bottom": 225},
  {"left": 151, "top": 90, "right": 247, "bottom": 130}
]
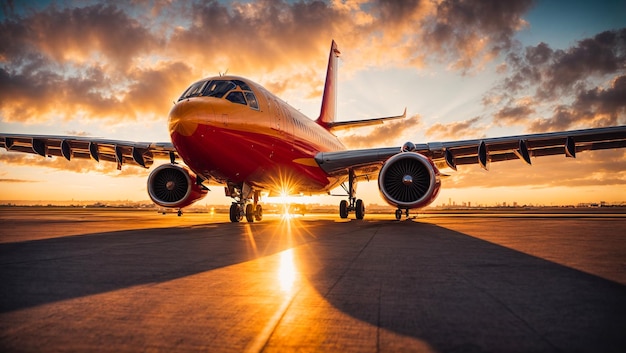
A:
[{"left": 316, "top": 40, "right": 341, "bottom": 129}]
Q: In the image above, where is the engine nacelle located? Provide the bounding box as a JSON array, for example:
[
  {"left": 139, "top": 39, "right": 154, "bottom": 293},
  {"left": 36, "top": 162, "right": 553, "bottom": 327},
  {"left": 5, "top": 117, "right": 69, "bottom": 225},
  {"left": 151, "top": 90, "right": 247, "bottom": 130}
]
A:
[
  {"left": 378, "top": 152, "right": 441, "bottom": 209},
  {"left": 147, "top": 164, "right": 208, "bottom": 208}
]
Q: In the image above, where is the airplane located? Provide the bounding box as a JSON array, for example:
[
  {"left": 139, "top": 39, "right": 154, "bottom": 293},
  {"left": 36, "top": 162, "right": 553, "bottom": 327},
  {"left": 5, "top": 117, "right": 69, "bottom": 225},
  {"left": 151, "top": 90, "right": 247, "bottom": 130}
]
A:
[{"left": 1, "top": 40, "right": 625, "bottom": 221}]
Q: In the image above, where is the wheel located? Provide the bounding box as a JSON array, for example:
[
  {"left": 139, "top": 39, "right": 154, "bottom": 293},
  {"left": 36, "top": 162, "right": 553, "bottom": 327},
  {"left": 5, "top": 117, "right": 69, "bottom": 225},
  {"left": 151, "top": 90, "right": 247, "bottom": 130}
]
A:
[
  {"left": 339, "top": 200, "right": 349, "bottom": 219},
  {"left": 245, "top": 203, "right": 255, "bottom": 222},
  {"left": 395, "top": 209, "right": 402, "bottom": 220},
  {"left": 355, "top": 199, "right": 365, "bottom": 220},
  {"left": 255, "top": 204, "right": 263, "bottom": 221},
  {"left": 230, "top": 204, "right": 242, "bottom": 223}
]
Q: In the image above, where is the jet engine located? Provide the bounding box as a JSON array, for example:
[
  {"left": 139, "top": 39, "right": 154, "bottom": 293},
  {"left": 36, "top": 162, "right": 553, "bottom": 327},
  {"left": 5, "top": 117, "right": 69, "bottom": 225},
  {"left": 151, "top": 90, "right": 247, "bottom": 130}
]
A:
[
  {"left": 378, "top": 152, "right": 441, "bottom": 209},
  {"left": 147, "top": 164, "right": 208, "bottom": 208}
]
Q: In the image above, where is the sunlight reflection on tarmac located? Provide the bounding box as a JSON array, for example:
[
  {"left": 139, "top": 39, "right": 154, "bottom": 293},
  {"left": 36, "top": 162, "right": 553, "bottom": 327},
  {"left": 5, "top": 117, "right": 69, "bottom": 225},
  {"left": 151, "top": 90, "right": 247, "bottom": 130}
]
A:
[{"left": 0, "top": 209, "right": 625, "bottom": 352}]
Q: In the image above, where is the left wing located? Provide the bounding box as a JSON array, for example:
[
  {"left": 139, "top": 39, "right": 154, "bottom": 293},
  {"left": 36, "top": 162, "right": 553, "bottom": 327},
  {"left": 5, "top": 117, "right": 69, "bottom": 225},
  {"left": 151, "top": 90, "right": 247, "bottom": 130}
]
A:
[
  {"left": 0, "top": 133, "right": 177, "bottom": 170},
  {"left": 315, "top": 125, "right": 626, "bottom": 176}
]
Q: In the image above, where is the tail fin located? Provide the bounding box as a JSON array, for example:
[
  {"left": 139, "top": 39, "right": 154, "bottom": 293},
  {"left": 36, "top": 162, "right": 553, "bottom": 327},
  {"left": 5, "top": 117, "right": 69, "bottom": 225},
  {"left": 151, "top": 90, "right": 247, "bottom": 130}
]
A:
[
  {"left": 316, "top": 40, "right": 341, "bottom": 129},
  {"left": 315, "top": 41, "right": 407, "bottom": 131}
]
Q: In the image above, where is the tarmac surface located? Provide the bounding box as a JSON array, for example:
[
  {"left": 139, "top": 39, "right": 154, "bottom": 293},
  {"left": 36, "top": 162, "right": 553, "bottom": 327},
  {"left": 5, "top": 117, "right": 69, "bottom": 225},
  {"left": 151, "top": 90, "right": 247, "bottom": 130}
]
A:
[{"left": 0, "top": 208, "right": 625, "bottom": 352}]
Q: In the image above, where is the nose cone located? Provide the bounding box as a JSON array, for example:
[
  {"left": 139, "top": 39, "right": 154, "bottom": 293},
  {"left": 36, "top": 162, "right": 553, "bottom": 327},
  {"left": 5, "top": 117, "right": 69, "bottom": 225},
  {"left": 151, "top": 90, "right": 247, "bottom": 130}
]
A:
[
  {"left": 169, "top": 99, "right": 222, "bottom": 137},
  {"left": 169, "top": 101, "right": 200, "bottom": 137}
]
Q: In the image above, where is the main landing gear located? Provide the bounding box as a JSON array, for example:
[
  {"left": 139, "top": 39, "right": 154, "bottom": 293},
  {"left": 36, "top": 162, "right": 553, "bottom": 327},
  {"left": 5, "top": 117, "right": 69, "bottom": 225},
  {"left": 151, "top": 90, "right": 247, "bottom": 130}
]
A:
[
  {"left": 227, "top": 183, "right": 263, "bottom": 223},
  {"left": 395, "top": 208, "right": 410, "bottom": 220},
  {"left": 338, "top": 170, "right": 365, "bottom": 220},
  {"left": 339, "top": 197, "right": 365, "bottom": 220}
]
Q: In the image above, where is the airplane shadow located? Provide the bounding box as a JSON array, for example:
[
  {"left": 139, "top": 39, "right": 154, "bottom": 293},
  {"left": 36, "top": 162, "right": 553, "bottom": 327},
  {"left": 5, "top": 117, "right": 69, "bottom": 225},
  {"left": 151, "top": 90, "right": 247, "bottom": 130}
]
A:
[
  {"left": 1, "top": 218, "right": 625, "bottom": 352},
  {"left": 292, "top": 219, "right": 626, "bottom": 352},
  {"left": 0, "top": 221, "right": 303, "bottom": 313}
]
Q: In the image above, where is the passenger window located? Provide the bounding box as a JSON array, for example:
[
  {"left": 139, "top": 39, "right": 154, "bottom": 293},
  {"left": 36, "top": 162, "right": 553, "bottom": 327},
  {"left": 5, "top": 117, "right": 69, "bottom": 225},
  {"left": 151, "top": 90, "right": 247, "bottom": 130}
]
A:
[
  {"left": 245, "top": 92, "right": 259, "bottom": 110},
  {"left": 226, "top": 91, "right": 247, "bottom": 105}
]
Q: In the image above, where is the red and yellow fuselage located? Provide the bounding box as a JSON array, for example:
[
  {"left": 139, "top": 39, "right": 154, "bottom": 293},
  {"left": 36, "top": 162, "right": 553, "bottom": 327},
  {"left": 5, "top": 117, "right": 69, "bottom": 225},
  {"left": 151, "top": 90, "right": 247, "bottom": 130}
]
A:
[{"left": 168, "top": 75, "right": 345, "bottom": 195}]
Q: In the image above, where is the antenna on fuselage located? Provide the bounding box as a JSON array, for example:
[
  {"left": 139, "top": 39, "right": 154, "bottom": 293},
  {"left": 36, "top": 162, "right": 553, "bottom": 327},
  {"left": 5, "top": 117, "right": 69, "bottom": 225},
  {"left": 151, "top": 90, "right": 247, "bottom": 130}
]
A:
[{"left": 219, "top": 69, "right": 229, "bottom": 77}]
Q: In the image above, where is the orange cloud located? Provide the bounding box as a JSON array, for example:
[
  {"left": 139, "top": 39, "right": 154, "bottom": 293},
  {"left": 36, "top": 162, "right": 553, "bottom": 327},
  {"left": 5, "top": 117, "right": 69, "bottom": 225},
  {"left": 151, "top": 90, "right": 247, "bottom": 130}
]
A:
[
  {"left": 425, "top": 116, "right": 486, "bottom": 140},
  {"left": 0, "top": 1, "right": 538, "bottom": 125},
  {"left": 338, "top": 114, "right": 423, "bottom": 149}
]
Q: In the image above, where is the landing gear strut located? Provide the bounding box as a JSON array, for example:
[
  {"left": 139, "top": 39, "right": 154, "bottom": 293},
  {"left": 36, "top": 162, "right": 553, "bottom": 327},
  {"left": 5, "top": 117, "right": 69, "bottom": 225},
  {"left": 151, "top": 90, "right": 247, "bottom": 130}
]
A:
[
  {"left": 338, "top": 170, "right": 365, "bottom": 220},
  {"left": 227, "top": 183, "right": 263, "bottom": 223}
]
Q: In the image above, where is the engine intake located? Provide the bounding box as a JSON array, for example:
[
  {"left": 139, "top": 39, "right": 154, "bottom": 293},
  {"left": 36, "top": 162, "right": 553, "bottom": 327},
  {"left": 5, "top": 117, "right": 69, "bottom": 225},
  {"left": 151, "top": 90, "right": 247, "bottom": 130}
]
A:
[
  {"left": 378, "top": 152, "right": 441, "bottom": 209},
  {"left": 147, "top": 164, "right": 207, "bottom": 208}
]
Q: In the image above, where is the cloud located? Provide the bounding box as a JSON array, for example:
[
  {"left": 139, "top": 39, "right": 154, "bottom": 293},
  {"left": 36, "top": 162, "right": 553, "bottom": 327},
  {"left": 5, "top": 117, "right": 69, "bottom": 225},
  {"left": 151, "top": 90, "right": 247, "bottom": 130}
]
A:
[
  {"left": 65, "top": 130, "right": 92, "bottom": 136},
  {"left": 502, "top": 29, "right": 626, "bottom": 99},
  {"left": 0, "top": 178, "right": 39, "bottom": 183},
  {"left": 417, "top": 0, "right": 533, "bottom": 71},
  {"left": 425, "top": 116, "right": 486, "bottom": 140},
  {"left": 487, "top": 28, "right": 626, "bottom": 132},
  {"left": 0, "top": 4, "right": 157, "bottom": 70},
  {"left": 0, "top": 1, "right": 539, "bottom": 124},
  {"left": 493, "top": 98, "right": 536, "bottom": 126},
  {"left": 338, "top": 114, "right": 423, "bottom": 148}
]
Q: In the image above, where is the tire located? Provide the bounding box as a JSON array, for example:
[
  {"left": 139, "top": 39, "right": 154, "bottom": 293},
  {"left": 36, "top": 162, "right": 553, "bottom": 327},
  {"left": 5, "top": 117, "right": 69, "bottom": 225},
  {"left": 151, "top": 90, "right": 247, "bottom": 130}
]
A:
[
  {"left": 255, "top": 204, "right": 263, "bottom": 221},
  {"left": 355, "top": 199, "right": 365, "bottom": 220},
  {"left": 245, "top": 203, "right": 255, "bottom": 222},
  {"left": 230, "top": 204, "right": 241, "bottom": 223},
  {"left": 339, "top": 200, "right": 349, "bottom": 219}
]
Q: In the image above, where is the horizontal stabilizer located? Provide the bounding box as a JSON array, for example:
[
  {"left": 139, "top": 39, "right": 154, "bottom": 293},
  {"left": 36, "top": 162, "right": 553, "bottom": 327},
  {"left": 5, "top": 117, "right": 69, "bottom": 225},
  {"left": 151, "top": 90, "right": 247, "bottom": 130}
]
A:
[{"left": 324, "top": 108, "right": 406, "bottom": 131}]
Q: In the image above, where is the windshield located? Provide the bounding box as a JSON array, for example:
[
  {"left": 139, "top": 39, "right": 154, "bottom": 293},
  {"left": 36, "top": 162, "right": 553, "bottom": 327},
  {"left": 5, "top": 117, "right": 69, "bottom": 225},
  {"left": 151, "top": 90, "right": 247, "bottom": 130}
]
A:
[
  {"left": 179, "top": 80, "right": 207, "bottom": 100},
  {"left": 204, "top": 81, "right": 236, "bottom": 98},
  {"left": 178, "top": 79, "right": 259, "bottom": 110}
]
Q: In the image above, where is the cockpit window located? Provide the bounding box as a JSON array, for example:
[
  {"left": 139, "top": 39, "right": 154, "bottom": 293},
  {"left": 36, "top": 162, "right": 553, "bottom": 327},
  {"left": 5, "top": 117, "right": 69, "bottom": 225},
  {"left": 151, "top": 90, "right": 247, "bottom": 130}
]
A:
[
  {"left": 245, "top": 92, "right": 259, "bottom": 110},
  {"left": 204, "top": 81, "right": 236, "bottom": 98},
  {"left": 232, "top": 80, "right": 252, "bottom": 91},
  {"left": 226, "top": 91, "right": 246, "bottom": 105},
  {"left": 179, "top": 80, "right": 207, "bottom": 100},
  {"left": 178, "top": 79, "right": 260, "bottom": 110}
]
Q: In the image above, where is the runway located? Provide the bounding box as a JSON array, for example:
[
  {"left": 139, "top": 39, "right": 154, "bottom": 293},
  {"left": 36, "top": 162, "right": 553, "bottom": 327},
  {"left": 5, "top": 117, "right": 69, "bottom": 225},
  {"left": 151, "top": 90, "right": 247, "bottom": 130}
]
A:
[{"left": 1, "top": 209, "right": 625, "bottom": 352}]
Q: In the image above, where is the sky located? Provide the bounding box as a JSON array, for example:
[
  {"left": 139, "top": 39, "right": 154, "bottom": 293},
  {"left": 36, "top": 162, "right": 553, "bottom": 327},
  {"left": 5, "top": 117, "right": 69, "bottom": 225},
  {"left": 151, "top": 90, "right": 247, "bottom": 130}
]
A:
[{"left": 0, "top": 0, "right": 625, "bottom": 207}]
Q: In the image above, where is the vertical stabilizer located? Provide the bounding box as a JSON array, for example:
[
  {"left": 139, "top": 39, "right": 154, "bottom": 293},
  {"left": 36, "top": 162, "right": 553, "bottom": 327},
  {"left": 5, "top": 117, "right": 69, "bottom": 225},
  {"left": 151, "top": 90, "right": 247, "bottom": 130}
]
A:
[{"left": 316, "top": 40, "right": 341, "bottom": 129}]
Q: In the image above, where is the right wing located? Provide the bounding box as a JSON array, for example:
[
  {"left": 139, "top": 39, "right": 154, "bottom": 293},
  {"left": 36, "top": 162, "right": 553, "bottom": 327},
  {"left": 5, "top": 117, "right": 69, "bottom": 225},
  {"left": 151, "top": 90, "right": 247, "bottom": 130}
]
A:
[
  {"left": 315, "top": 125, "right": 626, "bottom": 176},
  {"left": 0, "top": 133, "right": 177, "bottom": 170}
]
